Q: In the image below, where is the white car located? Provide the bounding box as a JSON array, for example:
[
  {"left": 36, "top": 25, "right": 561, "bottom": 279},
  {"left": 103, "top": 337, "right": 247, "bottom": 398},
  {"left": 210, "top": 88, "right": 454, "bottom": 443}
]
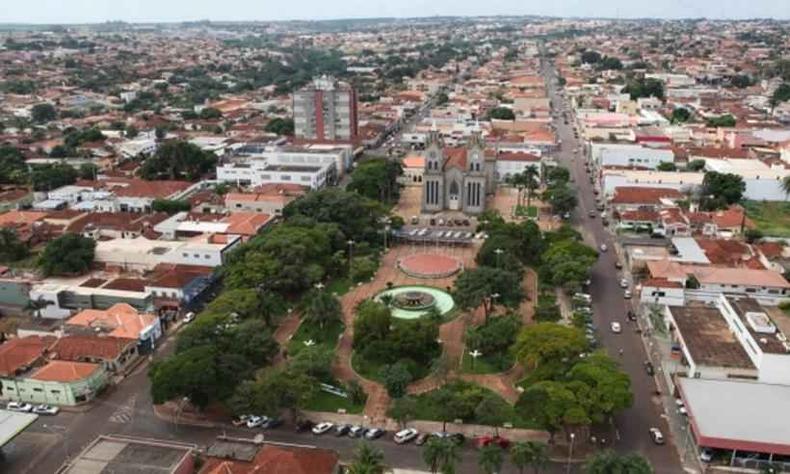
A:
[
  {"left": 183, "top": 312, "right": 196, "bottom": 323},
  {"left": 649, "top": 427, "right": 665, "bottom": 445},
  {"left": 619, "top": 278, "right": 629, "bottom": 289},
  {"left": 312, "top": 422, "right": 334, "bottom": 435},
  {"left": 394, "top": 428, "right": 419, "bottom": 444},
  {"left": 246, "top": 416, "right": 268, "bottom": 428},
  {"left": 599, "top": 244, "right": 608, "bottom": 252},
  {"left": 32, "top": 404, "right": 59, "bottom": 415},
  {"left": 6, "top": 402, "right": 33, "bottom": 412},
  {"left": 624, "top": 290, "right": 632, "bottom": 299},
  {"left": 610, "top": 322, "right": 622, "bottom": 333}
]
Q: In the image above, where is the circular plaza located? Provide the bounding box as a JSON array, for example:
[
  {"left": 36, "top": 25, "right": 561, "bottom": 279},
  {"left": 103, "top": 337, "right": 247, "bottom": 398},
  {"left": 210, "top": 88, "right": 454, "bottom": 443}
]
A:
[{"left": 397, "top": 254, "right": 463, "bottom": 279}]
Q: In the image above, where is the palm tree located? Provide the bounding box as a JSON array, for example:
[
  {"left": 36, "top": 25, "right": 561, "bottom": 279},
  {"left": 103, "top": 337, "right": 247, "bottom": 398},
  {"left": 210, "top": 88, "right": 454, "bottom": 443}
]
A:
[
  {"left": 478, "top": 444, "right": 504, "bottom": 474},
  {"left": 510, "top": 441, "right": 549, "bottom": 474},
  {"left": 585, "top": 450, "right": 653, "bottom": 474},
  {"left": 782, "top": 175, "right": 790, "bottom": 201},
  {"left": 25, "top": 296, "right": 54, "bottom": 319},
  {"left": 509, "top": 173, "right": 527, "bottom": 209},
  {"left": 347, "top": 442, "right": 386, "bottom": 474},
  {"left": 302, "top": 289, "right": 341, "bottom": 330},
  {"left": 423, "top": 437, "right": 460, "bottom": 474},
  {"left": 523, "top": 165, "right": 540, "bottom": 210}
]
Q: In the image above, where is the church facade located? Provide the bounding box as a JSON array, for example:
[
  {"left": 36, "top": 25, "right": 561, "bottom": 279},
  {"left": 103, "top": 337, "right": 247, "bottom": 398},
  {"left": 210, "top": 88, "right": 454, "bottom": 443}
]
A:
[{"left": 421, "top": 128, "right": 495, "bottom": 215}]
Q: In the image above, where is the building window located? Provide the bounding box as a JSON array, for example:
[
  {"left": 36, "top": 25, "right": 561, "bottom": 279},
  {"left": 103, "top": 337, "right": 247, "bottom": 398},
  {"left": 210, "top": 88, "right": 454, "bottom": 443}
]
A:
[{"left": 204, "top": 254, "right": 210, "bottom": 259}]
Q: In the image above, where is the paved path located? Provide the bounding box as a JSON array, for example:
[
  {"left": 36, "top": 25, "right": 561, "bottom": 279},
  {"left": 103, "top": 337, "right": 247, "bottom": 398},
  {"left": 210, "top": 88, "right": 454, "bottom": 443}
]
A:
[{"left": 271, "top": 311, "right": 302, "bottom": 366}]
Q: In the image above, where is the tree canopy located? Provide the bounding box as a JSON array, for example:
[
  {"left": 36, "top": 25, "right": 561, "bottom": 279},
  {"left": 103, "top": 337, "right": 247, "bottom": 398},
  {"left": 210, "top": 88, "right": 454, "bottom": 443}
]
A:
[
  {"left": 31, "top": 163, "right": 78, "bottom": 191},
  {"left": 264, "top": 117, "right": 295, "bottom": 136},
  {"left": 488, "top": 107, "right": 515, "bottom": 121},
  {"left": 31, "top": 103, "right": 57, "bottom": 123},
  {"left": 38, "top": 234, "right": 95, "bottom": 276},
  {"left": 453, "top": 266, "right": 524, "bottom": 317},
  {"left": 348, "top": 158, "right": 403, "bottom": 204},
  {"left": 701, "top": 171, "right": 745, "bottom": 210},
  {"left": 513, "top": 323, "right": 588, "bottom": 369},
  {"left": 139, "top": 140, "right": 217, "bottom": 181},
  {"left": 0, "top": 146, "right": 28, "bottom": 184},
  {"left": 585, "top": 450, "right": 653, "bottom": 474}
]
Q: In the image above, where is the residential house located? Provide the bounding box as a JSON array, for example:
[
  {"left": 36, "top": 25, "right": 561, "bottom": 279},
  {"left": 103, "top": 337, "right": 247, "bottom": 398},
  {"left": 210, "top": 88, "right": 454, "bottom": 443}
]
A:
[{"left": 65, "top": 303, "right": 162, "bottom": 353}]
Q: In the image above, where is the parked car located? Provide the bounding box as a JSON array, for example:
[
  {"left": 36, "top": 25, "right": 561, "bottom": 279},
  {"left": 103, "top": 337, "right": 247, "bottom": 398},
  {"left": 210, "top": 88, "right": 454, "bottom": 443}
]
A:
[
  {"left": 649, "top": 427, "right": 665, "bottom": 445},
  {"left": 600, "top": 244, "right": 608, "bottom": 252},
  {"left": 623, "top": 290, "right": 632, "bottom": 299},
  {"left": 364, "top": 428, "right": 386, "bottom": 440},
  {"left": 619, "top": 278, "right": 629, "bottom": 289},
  {"left": 6, "top": 402, "right": 33, "bottom": 413},
  {"left": 588, "top": 210, "right": 596, "bottom": 218},
  {"left": 415, "top": 433, "right": 430, "bottom": 446},
  {"left": 295, "top": 420, "right": 314, "bottom": 433},
  {"left": 348, "top": 425, "right": 366, "bottom": 438},
  {"left": 700, "top": 448, "right": 714, "bottom": 463},
  {"left": 246, "top": 416, "right": 267, "bottom": 428},
  {"left": 32, "top": 404, "right": 59, "bottom": 415},
  {"left": 261, "top": 418, "right": 282, "bottom": 429},
  {"left": 644, "top": 361, "right": 655, "bottom": 375},
  {"left": 183, "top": 312, "right": 196, "bottom": 323},
  {"left": 475, "top": 435, "right": 510, "bottom": 449},
  {"left": 394, "top": 428, "right": 419, "bottom": 444},
  {"left": 231, "top": 415, "right": 250, "bottom": 427},
  {"left": 335, "top": 424, "right": 351, "bottom": 436},
  {"left": 615, "top": 261, "right": 623, "bottom": 269},
  {"left": 627, "top": 311, "right": 637, "bottom": 322},
  {"left": 610, "top": 322, "right": 622, "bottom": 333},
  {"left": 312, "top": 422, "right": 334, "bottom": 435}
]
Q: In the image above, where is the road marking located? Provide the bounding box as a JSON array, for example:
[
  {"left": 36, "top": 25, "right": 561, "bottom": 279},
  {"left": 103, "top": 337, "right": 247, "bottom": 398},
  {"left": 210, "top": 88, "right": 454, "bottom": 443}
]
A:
[{"left": 109, "top": 395, "right": 136, "bottom": 424}]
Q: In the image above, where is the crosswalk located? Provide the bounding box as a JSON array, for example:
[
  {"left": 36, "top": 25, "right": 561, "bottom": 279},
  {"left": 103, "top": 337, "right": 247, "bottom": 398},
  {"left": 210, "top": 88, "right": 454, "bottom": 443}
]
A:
[{"left": 109, "top": 396, "right": 136, "bottom": 424}]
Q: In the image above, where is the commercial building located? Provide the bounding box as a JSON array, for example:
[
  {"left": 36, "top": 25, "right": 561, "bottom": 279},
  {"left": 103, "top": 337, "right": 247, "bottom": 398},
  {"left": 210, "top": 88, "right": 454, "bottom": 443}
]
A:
[
  {"left": 293, "top": 75, "right": 358, "bottom": 142},
  {"left": 60, "top": 435, "right": 196, "bottom": 474},
  {"left": 65, "top": 303, "right": 162, "bottom": 353},
  {"left": 217, "top": 146, "right": 345, "bottom": 189},
  {"left": 590, "top": 143, "right": 675, "bottom": 171},
  {"left": 94, "top": 234, "right": 241, "bottom": 271},
  {"left": 224, "top": 183, "right": 307, "bottom": 216}
]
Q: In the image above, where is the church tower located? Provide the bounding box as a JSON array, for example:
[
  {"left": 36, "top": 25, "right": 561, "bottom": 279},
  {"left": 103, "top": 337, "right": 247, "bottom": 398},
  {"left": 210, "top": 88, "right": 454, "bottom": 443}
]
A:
[
  {"left": 422, "top": 121, "right": 445, "bottom": 212},
  {"left": 463, "top": 124, "right": 487, "bottom": 214}
]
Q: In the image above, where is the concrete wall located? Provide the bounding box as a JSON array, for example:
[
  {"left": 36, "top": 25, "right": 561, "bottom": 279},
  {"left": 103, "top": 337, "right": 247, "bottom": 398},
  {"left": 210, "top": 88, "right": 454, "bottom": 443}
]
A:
[{"left": 0, "top": 366, "right": 107, "bottom": 405}]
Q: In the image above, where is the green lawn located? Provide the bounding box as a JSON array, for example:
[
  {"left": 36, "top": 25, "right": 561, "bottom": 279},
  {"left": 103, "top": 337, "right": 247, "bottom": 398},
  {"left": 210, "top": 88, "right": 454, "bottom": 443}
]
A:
[
  {"left": 460, "top": 351, "right": 514, "bottom": 375},
  {"left": 744, "top": 201, "right": 790, "bottom": 238},
  {"left": 351, "top": 350, "right": 436, "bottom": 383},
  {"left": 304, "top": 389, "right": 364, "bottom": 414},
  {"left": 515, "top": 205, "right": 539, "bottom": 218},
  {"left": 326, "top": 277, "right": 353, "bottom": 296},
  {"left": 412, "top": 380, "right": 538, "bottom": 429},
  {"left": 288, "top": 319, "right": 344, "bottom": 357}
]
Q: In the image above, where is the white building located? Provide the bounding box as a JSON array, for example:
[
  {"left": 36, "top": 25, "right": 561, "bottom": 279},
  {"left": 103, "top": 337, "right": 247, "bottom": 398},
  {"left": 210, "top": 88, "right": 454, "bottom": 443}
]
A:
[
  {"left": 217, "top": 147, "right": 342, "bottom": 189},
  {"left": 601, "top": 170, "right": 703, "bottom": 197},
  {"left": 94, "top": 235, "right": 240, "bottom": 272},
  {"left": 590, "top": 143, "right": 675, "bottom": 171},
  {"left": 703, "top": 158, "right": 790, "bottom": 202}
]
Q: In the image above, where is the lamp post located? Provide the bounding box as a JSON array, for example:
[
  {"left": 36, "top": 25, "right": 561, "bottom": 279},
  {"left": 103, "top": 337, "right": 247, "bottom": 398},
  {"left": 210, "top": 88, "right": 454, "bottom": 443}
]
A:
[
  {"left": 382, "top": 218, "right": 391, "bottom": 251},
  {"left": 315, "top": 282, "right": 325, "bottom": 291},
  {"left": 489, "top": 292, "right": 500, "bottom": 317},
  {"left": 566, "top": 432, "right": 575, "bottom": 474},
  {"left": 304, "top": 339, "right": 316, "bottom": 347},
  {"left": 469, "top": 349, "right": 483, "bottom": 371},
  {"left": 494, "top": 248, "right": 504, "bottom": 268}
]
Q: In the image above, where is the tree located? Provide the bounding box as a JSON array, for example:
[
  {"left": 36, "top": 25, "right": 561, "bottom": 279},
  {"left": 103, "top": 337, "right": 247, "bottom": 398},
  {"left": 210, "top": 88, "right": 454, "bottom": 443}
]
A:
[
  {"left": 125, "top": 125, "right": 139, "bottom": 138},
  {"left": 350, "top": 256, "right": 378, "bottom": 282},
  {"left": 706, "top": 114, "right": 736, "bottom": 128},
  {"left": 347, "top": 379, "right": 367, "bottom": 405},
  {"left": 380, "top": 361, "right": 413, "bottom": 398},
  {"left": 227, "top": 367, "right": 316, "bottom": 420},
  {"left": 670, "top": 107, "right": 690, "bottom": 123},
  {"left": 264, "top": 117, "right": 295, "bottom": 136},
  {"left": 730, "top": 74, "right": 753, "bottom": 89},
  {"left": 31, "top": 163, "right": 78, "bottom": 191},
  {"left": 289, "top": 346, "right": 334, "bottom": 381},
  {"left": 656, "top": 162, "right": 677, "bottom": 172},
  {"left": 475, "top": 395, "right": 510, "bottom": 436},
  {"left": 453, "top": 266, "right": 523, "bottom": 321},
  {"left": 353, "top": 300, "right": 392, "bottom": 350},
  {"left": 388, "top": 396, "right": 418, "bottom": 428},
  {"left": 513, "top": 323, "right": 587, "bottom": 369},
  {"left": 686, "top": 159, "right": 706, "bottom": 172},
  {"left": 0, "top": 146, "right": 28, "bottom": 184},
  {"left": 623, "top": 78, "right": 664, "bottom": 100},
  {"left": 465, "top": 314, "right": 521, "bottom": 361},
  {"left": 423, "top": 437, "right": 460, "bottom": 474},
  {"left": 566, "top": 353, "right": 634, "bottom": 424},
  {"left": 347, "top": 442, "right": 386, "bottom": 474},
  {"left": 510, "top": 441, "right": 549, "bottom": 474},
  {"left": 516, "top": 381, "right": 581, "bottom": 440},
  {"left": 478, "top": 444, "right": 504, "bottom": 474},
  {"left": 770, "top": 82, "right": 790, "bottom": 110},
  {"left": 781, "top": 175, "right": 790, "bottom": 200},
  {"left": 139, "top": 140, "right": 217, "bottom": 181},
  {"left": 598, "top": 56, "right": 622, "bottom": 70},
  {"left": 348, "top": 158, "right": 403, "bottom": 204},
  {"left": 543, "top": 184, "right": 578, "bottom": 216},
  {"left": 151, "top": 199, "right": 192, "bottom": 214},
  {"left": 149, "top": 346, "right": 225, "bottom": 409},
  {"left": 302, "top": 289, "right": 342, "bottom": 330},
  {"left": 199, "top": 107, "right": 222, "bottom": 120},
  {"left": 155, "top": 126, "right": 168, "bottom": 141},
  {"left": 38, "top": 234, "right": 95, "bottom": 276},
  {"left": 584, "top": 450, "right": 653, "bottom": 474},
  {"left": 488, "top": 107, "right": 515, "bottom": 121},
  {"left": 0, "top": 228, "right": 29, "bottom": 262},
  {"left": 545, "top": 166, "right": 570, "bottom": 185},
  {"left": 701, "top": 171, "right": 745, "bottom": 210},
  {"left": 78, "top": 163, "right": 98, "bottom": 180},
  {"left": 580, "top": 50, "right": 601, "bottom": 64},
  {"left": 31, "top": 103, "right": 57, "bottom": 123},
  {"left": 541, "top": 239, "right": 598, "bottom": 290}
]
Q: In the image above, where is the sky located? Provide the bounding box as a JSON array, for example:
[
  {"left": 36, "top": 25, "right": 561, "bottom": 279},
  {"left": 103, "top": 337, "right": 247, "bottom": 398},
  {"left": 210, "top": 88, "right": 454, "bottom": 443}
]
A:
[{"left": 0, "top": 0, "right": 788, "bottom": 24}]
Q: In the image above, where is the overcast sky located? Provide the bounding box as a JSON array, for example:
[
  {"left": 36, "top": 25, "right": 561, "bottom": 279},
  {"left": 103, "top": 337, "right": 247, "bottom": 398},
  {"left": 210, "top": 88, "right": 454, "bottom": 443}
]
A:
[{"left": 1, "top": 0, "right": 787, "bottom": 24}]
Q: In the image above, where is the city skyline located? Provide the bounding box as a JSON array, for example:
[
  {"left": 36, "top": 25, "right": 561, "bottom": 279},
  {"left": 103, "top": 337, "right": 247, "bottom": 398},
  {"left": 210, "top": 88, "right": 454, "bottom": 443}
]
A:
[{"left": 1, "top": 0, "right": 789, "bottom": 24}]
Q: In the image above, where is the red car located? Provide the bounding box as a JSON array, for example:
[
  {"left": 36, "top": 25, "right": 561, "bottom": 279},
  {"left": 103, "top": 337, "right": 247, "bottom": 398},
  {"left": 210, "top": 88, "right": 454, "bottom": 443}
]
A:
[{"left": 475, "top": 435, "right": 510, "bottom": 449}]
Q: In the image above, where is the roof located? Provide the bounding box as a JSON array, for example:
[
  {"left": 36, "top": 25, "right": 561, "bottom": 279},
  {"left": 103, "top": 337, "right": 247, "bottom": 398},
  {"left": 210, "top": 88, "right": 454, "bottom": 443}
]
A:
[
  {"left": 0, "top": 410, "right": 38, "bottom": 448},
  {"left": 62, "top": 435, "right": 194, "bottom": 474},
  {"left": 0, "top": 336, "right": 56, "bottom": 377},
  {"left": 67, "top": 303, "right": 158, "bottom": 339},
  {"left": 668, "top": 303, "right": 755, "bottom": 370},
  {"left": 678, "top": 378, "right": 790, "bottom": 455},
  {"left": 50, "top": 335, "right": 137, "bottom": 362},
  {"left": 402, "top": 155, "right": 425, "bottom": 168},
  {"left": 0, "top": 210, "right": 48, "bottom": 227},
  {"left": 690, "top": 266, "right": 790, "bottom": 289},
  {"left": 200, "top": 444, "right": 339, "bottom": 474},
  {"left": 148, "top": 264, "right": 214, "bottom": 289},
  {"left": 29, "top": 360, "right": 101, "bottom": 383},
  {"left": 224, "top": 212, "right": 272, "bottom": 236},
  {"left": 641, "top": 278, "right": 683, "bottom": 288},
  {"left": 496, "top": 151, "right": 541, "bottom": 162},
  {"left": 442, "top": 147, "right": 468, "bottom": 171},
  {"left": 611, "top": 186, "right": 684, "bottom": 205}
]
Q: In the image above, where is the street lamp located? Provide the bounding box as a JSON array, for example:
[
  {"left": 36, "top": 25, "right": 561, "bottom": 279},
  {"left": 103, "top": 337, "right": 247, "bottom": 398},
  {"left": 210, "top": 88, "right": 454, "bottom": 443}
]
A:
[
  {"left": 566, "top": 432, "right": 576, "bottom": 474},
  {"left": 314, "top": 282, "right": 325, "bottom": 291},
  {"left": 304, "top": 339, "right": 316, "bottom": 347},
  {"left": 469, "top": 349, "right": 483, "bottom": 371}
]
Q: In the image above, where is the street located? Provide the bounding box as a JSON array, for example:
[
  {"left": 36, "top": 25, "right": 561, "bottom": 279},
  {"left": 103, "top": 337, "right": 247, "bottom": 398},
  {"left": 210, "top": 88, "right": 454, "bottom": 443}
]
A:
[{"left": 540, "top": 56, "right": 684, "bottom": 473}]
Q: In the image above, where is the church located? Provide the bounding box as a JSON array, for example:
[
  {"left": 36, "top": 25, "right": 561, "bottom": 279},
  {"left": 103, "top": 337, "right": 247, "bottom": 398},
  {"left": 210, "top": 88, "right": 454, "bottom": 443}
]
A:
[{"left": 421, "top": 125, "right": 496, "bottom": 215}]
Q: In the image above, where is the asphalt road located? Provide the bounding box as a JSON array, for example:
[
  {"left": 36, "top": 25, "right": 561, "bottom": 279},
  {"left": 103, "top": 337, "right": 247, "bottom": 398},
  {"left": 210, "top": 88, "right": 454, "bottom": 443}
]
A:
[{"left": 540, "top": 57, "right": 684, "bottom": 474}]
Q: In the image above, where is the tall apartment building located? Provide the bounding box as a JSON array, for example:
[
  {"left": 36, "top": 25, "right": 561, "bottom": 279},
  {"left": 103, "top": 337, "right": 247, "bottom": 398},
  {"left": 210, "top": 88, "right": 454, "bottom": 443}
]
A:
[{"left": 293, "top": 76, "right": 358, "bottom": 142}]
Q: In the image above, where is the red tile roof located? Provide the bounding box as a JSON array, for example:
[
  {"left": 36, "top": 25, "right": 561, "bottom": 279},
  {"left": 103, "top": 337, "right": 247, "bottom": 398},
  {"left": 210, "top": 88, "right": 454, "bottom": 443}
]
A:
[
  {"left": 50, "top": 335, "right": 137, "bottom": 362},
  {"left": 0, "top": 336, "right": 55, "bottom": 377},
  {"left": 443, "top": 147, "right": 468, "bottom": 171},
  {"left": 201, "top": 445, "right": 339, "bottom": 474},
  {"left": 30, "top": 360, "right": 101, "bottom": 382},
  {"left": 611, "top": 187, "right": 684, "bottom": 205}
]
